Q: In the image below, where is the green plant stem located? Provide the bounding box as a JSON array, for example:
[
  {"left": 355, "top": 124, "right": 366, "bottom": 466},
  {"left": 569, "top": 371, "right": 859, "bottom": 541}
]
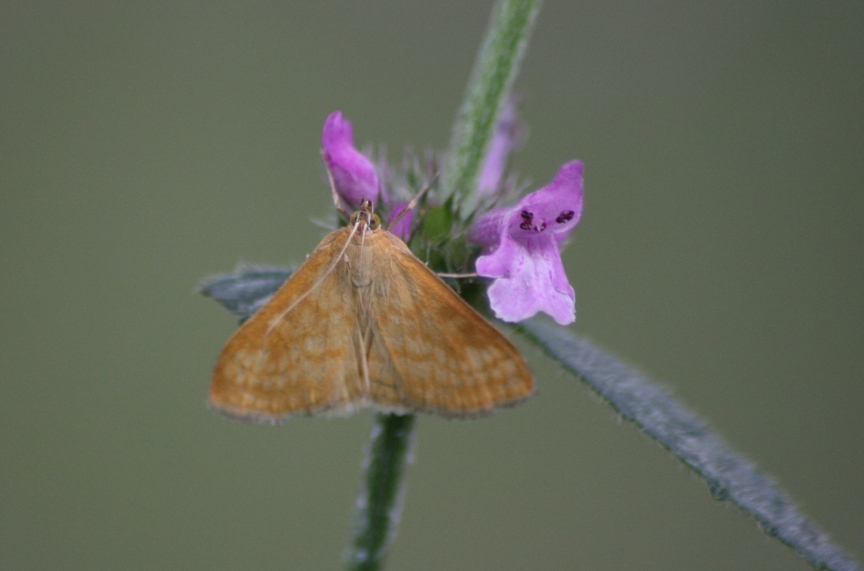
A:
[
  {"left": 343, "top": 3, "right": 542, "bottom": 569},
  {"left": 345, "top": 413, "right": 416, "bottom": 571},
  {"left": 443, "top": 0, "right": 542, "bottom": 217}
]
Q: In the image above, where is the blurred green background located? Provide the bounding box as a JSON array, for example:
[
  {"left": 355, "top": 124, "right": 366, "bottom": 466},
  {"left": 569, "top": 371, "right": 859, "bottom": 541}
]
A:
[{"left": 2, "top": 2, "right": 862, "bottom": 570}]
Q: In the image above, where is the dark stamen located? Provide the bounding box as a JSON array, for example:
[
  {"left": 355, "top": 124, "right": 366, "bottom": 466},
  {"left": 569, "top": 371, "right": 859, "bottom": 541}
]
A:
[{"left": 556, "top": 210, "right": 575, "bottom": 224}]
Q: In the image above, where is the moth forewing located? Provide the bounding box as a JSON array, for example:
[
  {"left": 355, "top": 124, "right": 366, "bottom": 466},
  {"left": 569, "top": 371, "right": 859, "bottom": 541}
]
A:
[
  {"left": 209, "top": 227, "right": 360, "bottom": 421},
  {"left": 367, "top": 232, "right": 534, "bottom": 416}
]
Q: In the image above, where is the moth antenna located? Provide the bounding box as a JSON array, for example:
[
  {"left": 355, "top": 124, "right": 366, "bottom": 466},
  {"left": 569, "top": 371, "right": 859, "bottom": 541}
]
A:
[
  {"left": 437, "top": 272, "right": 478, "bottom": 279},
  {"left": 322, "top": 149, "right": 351, "bottom": 220},
  {"left": 387, "top": 173, "right": 438, "bottom": 231}
]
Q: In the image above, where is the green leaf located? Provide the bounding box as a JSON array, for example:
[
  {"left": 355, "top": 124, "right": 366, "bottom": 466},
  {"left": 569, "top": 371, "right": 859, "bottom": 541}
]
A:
[{"left": 422, "top": 205, "right": 454, "bottom": 242}]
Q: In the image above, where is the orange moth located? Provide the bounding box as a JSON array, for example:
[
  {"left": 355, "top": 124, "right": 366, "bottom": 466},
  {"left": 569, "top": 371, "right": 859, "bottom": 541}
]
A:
[{"left": 210, "top": 199, "right": 534, "bottom": 421}]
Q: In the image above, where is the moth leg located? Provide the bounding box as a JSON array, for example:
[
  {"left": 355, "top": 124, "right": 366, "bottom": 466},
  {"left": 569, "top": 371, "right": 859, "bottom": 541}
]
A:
[
  {"left": 355, "top": 322, "right": 371, "bottom": 395},
  {"left": 322, "top": 149, "right": 351, "bottom": 220},
  {"left": 386, "top": 174, "right": 438, "bottom": 231}
]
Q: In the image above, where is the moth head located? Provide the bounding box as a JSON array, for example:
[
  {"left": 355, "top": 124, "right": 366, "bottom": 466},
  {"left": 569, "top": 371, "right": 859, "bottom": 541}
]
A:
[{"left": 350, "top": 199, "right": 382, "bottom": 231}]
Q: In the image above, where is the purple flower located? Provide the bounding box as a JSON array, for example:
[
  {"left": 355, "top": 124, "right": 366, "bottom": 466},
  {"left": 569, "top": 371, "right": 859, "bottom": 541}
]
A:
[
  {"left": 478, "top": 99, "right": 524, "bottom": 197},
  {"left": 388, "top": 202, "right": 414, "bottom": 242},
  {"left": 470, "top": 161, "right": 584, "bottom": 325},
  {"left": 322, "top": 111, "right": 380, "bottom": 209}
]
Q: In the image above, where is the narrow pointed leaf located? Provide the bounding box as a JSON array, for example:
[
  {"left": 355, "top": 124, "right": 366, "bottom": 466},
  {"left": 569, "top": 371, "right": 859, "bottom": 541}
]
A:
[
  {"left": 519, "top": 317, "right": 860, "bottom": 571},
  {"left": 199, "top": 266, "right": 292, "bottom": 320}
]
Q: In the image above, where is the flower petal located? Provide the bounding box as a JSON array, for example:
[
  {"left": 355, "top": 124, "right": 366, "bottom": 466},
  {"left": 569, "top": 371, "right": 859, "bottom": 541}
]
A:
[{"left": 508, "top": 161, "right": 583, "bottom": 240}]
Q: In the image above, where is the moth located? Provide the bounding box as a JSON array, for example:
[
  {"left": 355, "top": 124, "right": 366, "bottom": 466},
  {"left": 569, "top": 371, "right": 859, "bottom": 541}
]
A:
[{"left": 209, "top": 199, "right": 534, "bottom": 421}]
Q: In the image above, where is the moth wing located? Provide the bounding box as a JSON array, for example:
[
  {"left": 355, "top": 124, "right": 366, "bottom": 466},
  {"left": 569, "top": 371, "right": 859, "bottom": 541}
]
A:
[
  {"left": 366, "top": 233, "right": 535, "bottom": 416},
  {"left": 209, "top": 229, "right": 365, "bottom": 421}
]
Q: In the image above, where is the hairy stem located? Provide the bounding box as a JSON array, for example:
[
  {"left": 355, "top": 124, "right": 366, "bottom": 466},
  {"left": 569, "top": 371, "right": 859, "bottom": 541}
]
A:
[
  {"left": 443, "top": 0, "right": 542, "bottom": 217},
  {"left": 345, "top": 413, "right": 416, "bottom": 571}
]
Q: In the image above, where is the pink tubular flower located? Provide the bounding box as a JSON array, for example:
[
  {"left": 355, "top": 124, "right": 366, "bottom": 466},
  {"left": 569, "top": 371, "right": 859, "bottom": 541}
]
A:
[
  {"left": 388, "top": 202, "right": 414, "bottom": 242},
  {"left": 322, "top": 111, "right": 380, "bottom": 209},
  {"left": 469, "top": 161, "right": 584, "bottom": 325},
  {"left": 477, "top": 99, "right": 524, "bottom": 196}
]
